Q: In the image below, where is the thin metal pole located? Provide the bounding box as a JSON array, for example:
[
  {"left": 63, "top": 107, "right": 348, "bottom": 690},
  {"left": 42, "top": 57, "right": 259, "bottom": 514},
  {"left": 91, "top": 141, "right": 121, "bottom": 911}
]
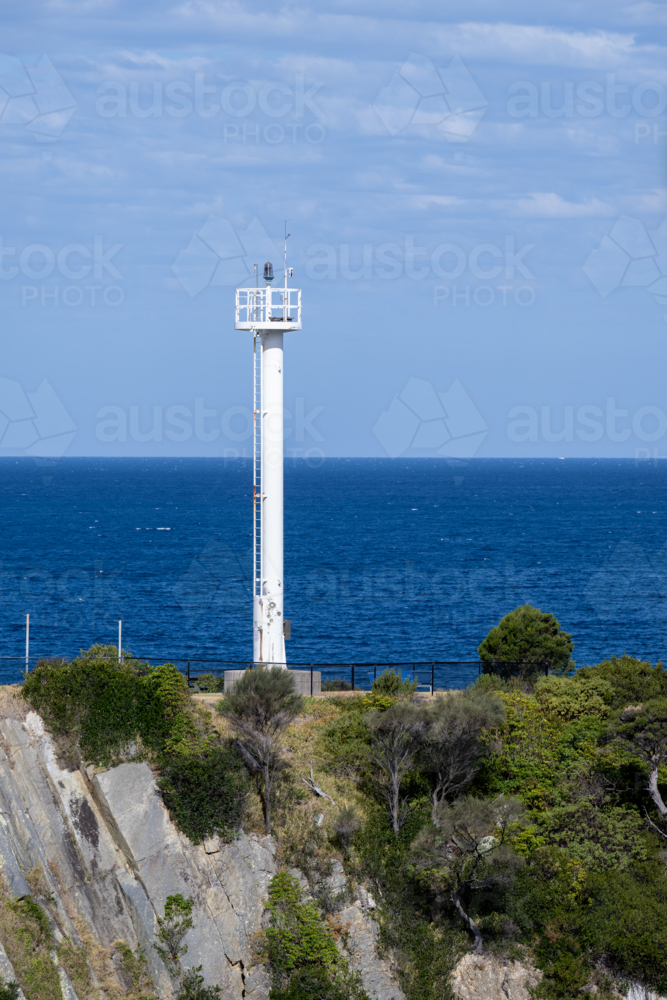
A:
[
  {"left": 25, "top": 614, "right": 29, "bottom": 673},
  {"left": 118, "top": 621, "right": 122, "bottom": 662},
  {"left": 310, "top": 664, "right": 313, "bottom": 697},
  {"left": 351, "top": 663, "right": 355, "bottom": 691},
  {"left": 187, "top": 660, "right": 190, "bottom": 685},
  {"left": 431, "top": 661, "right": 434, "bottom": 694}
]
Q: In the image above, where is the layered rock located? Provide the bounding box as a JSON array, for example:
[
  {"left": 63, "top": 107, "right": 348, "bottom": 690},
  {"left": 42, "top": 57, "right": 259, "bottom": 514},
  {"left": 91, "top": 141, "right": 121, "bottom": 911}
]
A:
[{"left": 0, "top": 709, "right": 406, "bottom": 1000}]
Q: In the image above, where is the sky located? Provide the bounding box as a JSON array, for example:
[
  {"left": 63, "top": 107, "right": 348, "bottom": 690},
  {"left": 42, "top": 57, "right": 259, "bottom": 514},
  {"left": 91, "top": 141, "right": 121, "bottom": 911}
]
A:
[{"left": 0, "top": 0, "right": 666, "bottom": 460}]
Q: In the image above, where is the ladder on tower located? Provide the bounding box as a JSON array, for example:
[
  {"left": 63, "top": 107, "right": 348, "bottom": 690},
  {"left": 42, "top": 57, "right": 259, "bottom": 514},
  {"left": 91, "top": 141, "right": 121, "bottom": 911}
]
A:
[{"left": 253, "top": 334, "right": 262, "bottom": 599}]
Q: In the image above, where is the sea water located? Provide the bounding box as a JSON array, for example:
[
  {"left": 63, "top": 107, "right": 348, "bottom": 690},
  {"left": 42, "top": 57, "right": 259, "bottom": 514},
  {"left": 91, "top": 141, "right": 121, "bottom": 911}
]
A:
[{"left": 0, "top": 457, "right": 665, "bottom": 687}]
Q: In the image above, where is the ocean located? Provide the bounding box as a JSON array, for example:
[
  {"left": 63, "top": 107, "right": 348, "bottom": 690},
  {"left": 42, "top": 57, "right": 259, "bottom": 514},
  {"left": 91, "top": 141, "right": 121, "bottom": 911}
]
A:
[{"left": 0, "top": 457, "right": 665, "bottom": 687}]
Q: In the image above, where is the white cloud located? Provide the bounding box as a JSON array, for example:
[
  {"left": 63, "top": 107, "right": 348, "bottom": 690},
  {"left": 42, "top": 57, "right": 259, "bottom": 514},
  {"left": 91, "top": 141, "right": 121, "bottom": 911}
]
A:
[{"left": 512, "top": 193, "right": 615, "bottom": 217}]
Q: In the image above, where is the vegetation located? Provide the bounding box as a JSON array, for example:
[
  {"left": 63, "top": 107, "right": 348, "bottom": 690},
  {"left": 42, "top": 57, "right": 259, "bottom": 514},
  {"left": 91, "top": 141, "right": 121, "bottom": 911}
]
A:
[
  {"left": 155, "top": 894, "right": 195, "bottom": 977},
  {"left": 478, "top": 603, "right": 574, "bottom": 673},
  {"left": 219, "top": 666, "right": 304, "bottom": 834},
  {"left": 264, "top": 871, "right": 369, "bottom": 1000},
  {"left": 14, "top": 637, "right": 667, "bottom": 998},
  {"left": 22, "top": 646, "right": 247, "bottom": 842}
]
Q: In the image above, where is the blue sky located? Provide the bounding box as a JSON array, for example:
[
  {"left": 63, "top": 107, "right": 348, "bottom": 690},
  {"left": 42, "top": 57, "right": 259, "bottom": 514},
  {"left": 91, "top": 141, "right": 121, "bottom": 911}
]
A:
[{"left": 0, "top": 0, "right": 666, "bottom": 459}]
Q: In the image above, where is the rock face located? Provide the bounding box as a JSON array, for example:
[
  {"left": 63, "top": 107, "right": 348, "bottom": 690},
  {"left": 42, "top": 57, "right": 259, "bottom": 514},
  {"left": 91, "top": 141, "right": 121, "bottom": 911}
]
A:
[
  {"left": 0, "top": 710, "right": 406, "bottom": 1000},
  {"left": 452, "top": 953, "right": 542, "bottom": 1000},
  {"left": 0, "top": 711, "right": 277, "bottom": 998},
  {"left": 337, "top": 903, "right": 404, "bottom": 1000}
]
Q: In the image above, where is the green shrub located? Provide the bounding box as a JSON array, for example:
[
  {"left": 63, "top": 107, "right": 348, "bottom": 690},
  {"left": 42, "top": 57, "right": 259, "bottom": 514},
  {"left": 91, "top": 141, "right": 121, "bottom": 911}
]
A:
[
  {"left": 23, "top": 647, "right": 246, "bottom": 842},
  {"left": 321, "top": 678, "right": 351, "bottom": 692},
  {"left": 266, "top": 872, "right": 339, "bottom": 976},
  {"left": 534, "top": 673, "right": 613, "bottom": 723},
  {"left": 0, "top": 984, "right": 20, "bottom": 1000},
  {"left": 317, "top": 712, "right": 371, "bottom": 776},
  {"left": 176, "top": 966, "right": 221, "bottom": 999},
  {"left": 193, "top": 674, "right": 224, "bottom": 693},
  {"left": 158, "top": 746, "right": 247, "bottom": 843},
  {"left": 578, "top": 655, "right": 667, "bottom": 710},
  {"left": 535, "top": 799, "right": 648, "bottom": 871},
  {"left": 581, "top": 861, "right": 667, "bottom": 990},
  {"left": 0, "top": 894, "right": 62, "bottom": 1000},
  {"left": 265, "top": 872, "right": 370, "bottom": 1000},
  {"left": 270, "top": 967, "right": 368, "bottom": 1000},
  {"left": 371, "top": 669, "right": 417, "bottom": 700}
]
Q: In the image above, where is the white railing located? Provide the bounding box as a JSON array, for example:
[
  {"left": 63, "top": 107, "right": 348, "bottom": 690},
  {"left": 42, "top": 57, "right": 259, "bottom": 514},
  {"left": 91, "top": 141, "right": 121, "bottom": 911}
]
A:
[{"left": 235, "top": 287, "right": 302, "bottom": 329}]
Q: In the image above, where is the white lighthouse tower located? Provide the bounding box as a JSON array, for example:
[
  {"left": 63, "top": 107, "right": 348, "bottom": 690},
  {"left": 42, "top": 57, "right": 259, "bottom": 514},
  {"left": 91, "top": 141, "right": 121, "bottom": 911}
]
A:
[{"left": 235, "top": 242, "right": 301, "bottom": 665}]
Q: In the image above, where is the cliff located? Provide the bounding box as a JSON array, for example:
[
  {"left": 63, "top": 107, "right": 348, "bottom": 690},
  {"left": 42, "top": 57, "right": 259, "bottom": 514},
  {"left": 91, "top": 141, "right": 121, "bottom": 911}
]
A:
[{"left": 0, "top": 704, "right": 403, "bottom": 1000}]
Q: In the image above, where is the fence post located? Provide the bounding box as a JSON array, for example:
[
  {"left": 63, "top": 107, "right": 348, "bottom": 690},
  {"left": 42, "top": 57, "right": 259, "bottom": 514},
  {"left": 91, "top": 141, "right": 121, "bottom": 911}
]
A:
[
  {"left": 431, "top": 661, "right": 434, "bottom": 694},
  {"left": 351, "top": 664, "right": 355, "bottom": 691},
  {"left": 310, "top": 664, "right": 313, "bottom": 697},
  {"left": 187, "top": 660, "right": 190, "bottom": 686},
  {"left": 374, "top": 663, "right": 377, "bottom": 684}
]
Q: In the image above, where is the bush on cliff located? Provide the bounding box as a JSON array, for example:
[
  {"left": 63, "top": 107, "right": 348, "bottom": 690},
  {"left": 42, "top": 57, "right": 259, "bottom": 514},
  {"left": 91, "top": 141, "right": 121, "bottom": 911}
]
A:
[
  {"left": 264, "top": 871, "right": 369, "bottom": 1000},
  {"left": 22, "top": 646, "right": 247, "bottom": 842}
]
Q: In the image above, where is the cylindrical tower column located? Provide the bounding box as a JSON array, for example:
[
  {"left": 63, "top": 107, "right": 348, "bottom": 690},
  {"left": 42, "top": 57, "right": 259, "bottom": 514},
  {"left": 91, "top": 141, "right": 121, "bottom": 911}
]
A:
[{"left": 260, "top": 330, "right": 285, "bottom": 665}]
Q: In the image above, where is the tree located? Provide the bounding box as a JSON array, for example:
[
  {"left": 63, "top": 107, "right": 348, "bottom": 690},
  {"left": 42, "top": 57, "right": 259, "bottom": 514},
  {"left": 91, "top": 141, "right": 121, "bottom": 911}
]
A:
[
  {"left": 411, "top": 795, "right": 524, "bottom": 955},
  {"left": 418, "top": 689, "right": 505, "bottom": 820},
  {"left": 478, "top": 604, "right": 574, "bottom": 674},
  {"left": 607, "top": 699, "right": 667, "bottom": 841},
  {"left": 220, "top": 666, "right": 303, "bottom": 834},
  {"left": 366, "top": 702, "right": 424, "bottom": 835}
]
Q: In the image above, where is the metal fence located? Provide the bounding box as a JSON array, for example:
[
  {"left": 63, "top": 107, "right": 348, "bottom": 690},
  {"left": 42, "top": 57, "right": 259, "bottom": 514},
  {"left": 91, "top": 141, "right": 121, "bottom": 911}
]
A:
[{"left": 0, "top": 655, "right": 549, "bottom": 692}]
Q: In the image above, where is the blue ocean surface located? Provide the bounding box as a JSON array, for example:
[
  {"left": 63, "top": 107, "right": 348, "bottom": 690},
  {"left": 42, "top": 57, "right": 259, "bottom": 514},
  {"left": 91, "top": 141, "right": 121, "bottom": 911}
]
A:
[{"left": 0, "top": 457, "right": 665, "bottom": 688}]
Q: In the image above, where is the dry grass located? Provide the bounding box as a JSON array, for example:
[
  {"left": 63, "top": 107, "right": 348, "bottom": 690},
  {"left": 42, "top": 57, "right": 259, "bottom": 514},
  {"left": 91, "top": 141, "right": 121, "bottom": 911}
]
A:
[
  {"left": 210, "top": 696, "right": 365, "bottom": 863},
  {"left": 0, "top": 686, "right": 27, "bottom": 722}
]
